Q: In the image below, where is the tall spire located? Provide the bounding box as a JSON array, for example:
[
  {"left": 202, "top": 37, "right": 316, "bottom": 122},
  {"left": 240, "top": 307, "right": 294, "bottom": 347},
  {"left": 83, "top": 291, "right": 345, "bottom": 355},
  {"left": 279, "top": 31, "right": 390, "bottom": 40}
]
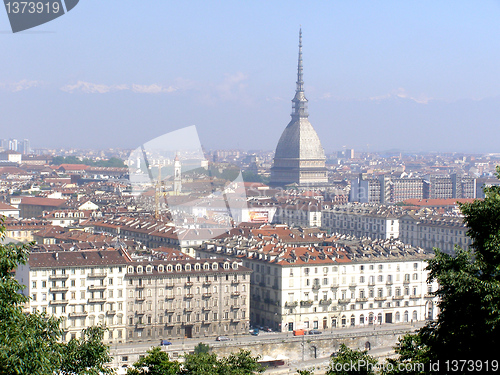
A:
[{"left": 292, "top": 28, "right": 308, "bottom": 119}]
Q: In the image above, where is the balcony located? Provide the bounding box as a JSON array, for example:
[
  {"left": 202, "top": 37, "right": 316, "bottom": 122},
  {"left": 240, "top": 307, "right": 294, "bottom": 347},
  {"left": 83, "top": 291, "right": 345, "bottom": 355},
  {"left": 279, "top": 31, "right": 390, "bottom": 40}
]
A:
[
  {"left": 136, "top": 323, "right": 146, "bottom": 329},
  {"left": 202, "top": 306, "right": 211, "bottom": 311},
  {"left": 285, "top": 301, "right": 298, "bottom": 308},
  {"left": 166, "top": 295, "right": 175, "bottom": 300},
  {"left": 338, "top": 299, "right": 350, "bottom": 304},
  {"left": 374, "top": 297, "right": 386, "bottom": 301},
  {"left": 203, "top": 281, "right": 211, "bottom": 286},
  {"left": 88, "top": 298, "right": 106, "bottom": 303},
  {"left": 202, "top": 293, "right": 212, "bottom": 298},
  {"left": 88, "top": 285, "right": 106, "bottom": 291},
  {"left": 135, "top": 296, "right": 146, "bottom": 301},
  {"left": 231, "top": 291, "right": 240, "bottom": 297},
  {"left": 230, "top": 318, "right": 240, "bottom": 323},
  {"left": 368, "top": 281, "right": 375, "bottom": 286},
  {"left": 312, "top": 284, "right": 321, "bottom": 290},
  {"left": 355, "top": 298, "right": 368, "bottom": 303},
  {"left": 424, "top": 293, "right": 435, "bottom": 298},
  {"left": 88, "top": 272, "right": 107, "bottom": 278},
  {"left": 106, "top": 310, "right": 117, "bottom": 315},
  {"left": 135, "top": 284, "right": 144, "bottom": 289},
  {"left": 201, "top": 320, "right": 211, "bottom": 325},
  {"left": 68, "top": 311, "right": 88, "bottom": 317},
  {"left": 185, "top": 294, "right": 194, "bottom": 299},
  {"left": 231, "top": 305, "right": 240, "bottom": 310},
  {"left": 300, "top": 300, "right": 313, "bottom": 307},
  {"left": 403, "top": 280, "right": 410, "bottom": 285},
  {"left": 49, "top": 274, "right": 69, "bottom": 280},
  {"left": 166, "top": 283, "right": 174, "bottom": 288},
  {"left": 185, "top": 281, "right": 193, "bottom": 287},
  {"left": 49, "top": 286, "right": 69, "bottom": 292},
  {"left": 410, "top": 295, "right": 421, "bottom": 299},
  {"left": 231, "top": 280, "right": 240, "bottom": 285},
  {"left": 349, "top": 283, "right": 357, "bottom": 287},
  {"left": 386, "top": 280, "right": 393, "bottom": 285},
  {"left": 319, "top": 299, "right": 332, "bottom": 305},
  {"left": 393, "top": 296, "right": 404, "bottom": 300},
  {"left": 49, "top": 299, "right": 68, "bottom": 305}
]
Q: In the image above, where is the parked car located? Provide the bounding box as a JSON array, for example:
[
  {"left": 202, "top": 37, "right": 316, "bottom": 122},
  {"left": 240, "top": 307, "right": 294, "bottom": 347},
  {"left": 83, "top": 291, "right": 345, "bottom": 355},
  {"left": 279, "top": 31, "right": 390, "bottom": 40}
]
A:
[
  {"left": 293, "top": 329, "right": 305, "bottom": 336},
  {"left": 308, "top": 329, "right": 322, "bottom": 335},
  {"left": 250, "top": 328, "right": 259, "bottom": 336},
  {"left": 216, "top": 336, "right": 230, "bottom": 341},
  {"left": 160, "top": 339, "right": 172, "bottom": 345}
]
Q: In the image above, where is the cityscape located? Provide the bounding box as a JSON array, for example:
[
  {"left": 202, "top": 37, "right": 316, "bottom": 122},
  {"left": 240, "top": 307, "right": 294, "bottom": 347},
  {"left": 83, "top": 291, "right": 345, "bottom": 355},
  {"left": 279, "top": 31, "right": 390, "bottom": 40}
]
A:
[{"left": 1, "top": 2, "right": 500, "bottom": 374}]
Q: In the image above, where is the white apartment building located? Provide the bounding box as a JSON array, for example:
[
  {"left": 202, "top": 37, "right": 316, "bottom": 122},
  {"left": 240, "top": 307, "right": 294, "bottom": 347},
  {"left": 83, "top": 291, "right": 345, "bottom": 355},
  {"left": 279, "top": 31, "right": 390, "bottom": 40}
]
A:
[
  {"left": 15, "top": 249, "right": 130, "bottom": 343},
  {"left": 399, "top": 213, "right": 471, "bottom": 254},
  {"left": 322, "top": 204, "right": 401, "bottom": 240},
  {"left": 196, "top": 234, "right": 439, "bottom": 333}
]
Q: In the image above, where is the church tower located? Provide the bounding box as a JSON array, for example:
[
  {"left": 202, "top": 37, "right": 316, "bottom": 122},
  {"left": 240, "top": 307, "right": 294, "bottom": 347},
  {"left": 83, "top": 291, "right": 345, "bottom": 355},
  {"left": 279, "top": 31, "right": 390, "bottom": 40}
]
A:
[
  {"left": 270, "top": 29, "right": 328, "bottom": 187},
  {"left": 173, "top": 154, "right": 182, "bottom": 194}
]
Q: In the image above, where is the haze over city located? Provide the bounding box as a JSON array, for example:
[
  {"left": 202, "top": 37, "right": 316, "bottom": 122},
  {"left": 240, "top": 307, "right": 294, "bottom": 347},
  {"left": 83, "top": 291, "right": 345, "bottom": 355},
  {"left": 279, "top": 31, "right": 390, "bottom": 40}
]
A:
[{"left": 2, "top": 1, "right": 500, "bottom": 152}]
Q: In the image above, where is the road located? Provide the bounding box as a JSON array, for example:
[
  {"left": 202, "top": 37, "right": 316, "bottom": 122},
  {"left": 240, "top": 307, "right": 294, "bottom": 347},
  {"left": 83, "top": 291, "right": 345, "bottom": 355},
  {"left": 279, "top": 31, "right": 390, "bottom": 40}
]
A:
[{"left": 110, "top": 321, "right": 423, "bottom": 369}]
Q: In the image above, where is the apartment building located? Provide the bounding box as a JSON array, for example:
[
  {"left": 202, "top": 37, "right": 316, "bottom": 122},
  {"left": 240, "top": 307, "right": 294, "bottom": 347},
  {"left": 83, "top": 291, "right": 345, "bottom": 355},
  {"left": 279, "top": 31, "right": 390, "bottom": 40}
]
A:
[
  {"left": 124, "top": 259, "right": 251, "bottom": 341},
  {"left": 272, "top": 201, "right": 322, "bottom": 228},
  {"left": 15, "top": 249, "right": 130, "bottom": 343},
  {"left": 15, "top": 248, "right": 251, "bottom": 344},
  {"left": 196, "top": 234, "right": 439, "bottom": 333},
  {"left": 321, "top": 204, "right": 401, "bottom": 240},
  {"left": 399, "top": 213, "right": 471, "bottom": 254}
]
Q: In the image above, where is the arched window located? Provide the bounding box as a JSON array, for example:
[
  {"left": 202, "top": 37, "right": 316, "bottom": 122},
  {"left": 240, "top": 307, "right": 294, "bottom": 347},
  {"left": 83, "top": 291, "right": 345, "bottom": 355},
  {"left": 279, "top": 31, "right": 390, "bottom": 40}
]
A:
[
  {"left": 232, "top": 262, "right": 238, "bottom": 270},
  {"left": 146, "top": 265, "right": 152, "bottom": 273},
  {"left": 166, "top": 265, "right": 172, "bottom": 272},
  {"left": 127, "top": 266, "right": 133, "bottom": 273},
  {"left": 158, "top": 265, "right": 164, "bottom": 272},
  {"left": 404, "top": 311, "right": 409, "bottom": 322},
  {"left": 395, "top": 312, "right": 400, "bottom": 322},
  {"left": 137, "top": 266, "right": 143, "bottom": 273},
  {"left": 204, "top": 263, "right": 210, "bottom": 270},
  {"left": 412, "top": 310, "right": 418, "bottom": 321},
  {"left": 175, "top": 264, "right": 182, "bottom": 272},
  {"left": 185, "top": 264, "right": 191, "bottom": 271},
  {"left": 194, "top": 263, "right": 200, "bottom": 271},
  {"left": 377, "top": 313, "right": 383, "bottom": 324},
  {"left": 213, "top": 263, "right": 219, "bottom": 270}
]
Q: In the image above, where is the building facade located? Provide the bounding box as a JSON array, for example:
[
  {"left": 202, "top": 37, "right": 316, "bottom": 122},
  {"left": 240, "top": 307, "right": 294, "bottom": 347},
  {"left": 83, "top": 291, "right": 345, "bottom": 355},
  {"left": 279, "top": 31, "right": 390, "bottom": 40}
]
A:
[{"left": 15, "top": 248, "right": 251, "bottom": 344}]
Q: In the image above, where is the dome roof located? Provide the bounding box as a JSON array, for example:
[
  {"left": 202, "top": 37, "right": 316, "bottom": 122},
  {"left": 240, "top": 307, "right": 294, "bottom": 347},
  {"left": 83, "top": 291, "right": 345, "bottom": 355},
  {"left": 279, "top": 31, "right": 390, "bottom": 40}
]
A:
[{"left": 274, "top": 117, "right": 326, "bottom": 160}]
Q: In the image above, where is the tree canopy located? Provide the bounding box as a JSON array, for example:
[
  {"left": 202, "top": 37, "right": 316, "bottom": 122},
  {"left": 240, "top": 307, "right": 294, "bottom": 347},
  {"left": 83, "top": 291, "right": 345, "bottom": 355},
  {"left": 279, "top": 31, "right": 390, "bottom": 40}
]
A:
[
  {"left": 126, "top": 348, "right": 263, "bottom": 375},
  {"left": 386, "top": 167, "right": 500, "bottom": 371}
]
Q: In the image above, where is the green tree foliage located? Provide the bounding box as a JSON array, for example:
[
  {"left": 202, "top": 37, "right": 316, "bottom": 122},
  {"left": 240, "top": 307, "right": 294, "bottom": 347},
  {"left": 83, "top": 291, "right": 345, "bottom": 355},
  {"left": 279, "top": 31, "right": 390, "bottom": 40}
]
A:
[
  {"left": 60, "top": 325, "right": 114, "bottom": 375},
  {"left": 387, "top": 167, "right": 500, "bottom": 369},
  {"left": 193, "top": 342, "right": 210, "bottom": 355},
  {"left": 0, "top": 219, "right": 113, "bottom": 375},
  {"left": 126, "top": 347, "right": 180, "bottom": 375},
  {"left": 326, "top": 344, "right": 377, "bottom": 375},
  {"left": 127, "top": 348, "right": 263, "bottom": 375}
]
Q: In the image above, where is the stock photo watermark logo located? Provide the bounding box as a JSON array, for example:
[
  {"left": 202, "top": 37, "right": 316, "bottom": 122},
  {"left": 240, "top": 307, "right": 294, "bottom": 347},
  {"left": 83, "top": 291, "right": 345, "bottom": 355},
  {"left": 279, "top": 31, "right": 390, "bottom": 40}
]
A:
[
  {"left": 127, "top": 126, "right": 248, "bottom": 241},
  {"left": 3, "top": 0, "right": 79, "bottom": 33}
]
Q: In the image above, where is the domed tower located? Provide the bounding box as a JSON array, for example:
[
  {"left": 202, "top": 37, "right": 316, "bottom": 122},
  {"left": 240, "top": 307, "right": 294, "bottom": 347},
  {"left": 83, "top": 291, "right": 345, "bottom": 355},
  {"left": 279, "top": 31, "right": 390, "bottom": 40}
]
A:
[{"left": 270, "top": 29, "right": 328, "bottom": 187}]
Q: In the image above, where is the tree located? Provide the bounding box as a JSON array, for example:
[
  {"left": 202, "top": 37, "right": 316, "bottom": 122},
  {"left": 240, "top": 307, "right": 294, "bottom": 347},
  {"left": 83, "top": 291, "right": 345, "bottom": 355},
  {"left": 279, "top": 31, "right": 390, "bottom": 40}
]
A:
[
  {"left": 60, "top": 325, "right": 114, "bottom": 375},
  {"left": 194, "top": 342, "right": 210, "bottom": 355},
  {"left": 0, "top": 219, "right": 114, "bottom": 375},
  {"left": 326, "top": 344, "right": 377, "bottom": 375},
  {"left": 387, "top": 167, "right": 500, "bottom": 369},
  {"left": 126, "top": 346, "right": 180, "bottom": 375},
  {"left": 220, "top": 350, "right": 264, "bottom": 374}
]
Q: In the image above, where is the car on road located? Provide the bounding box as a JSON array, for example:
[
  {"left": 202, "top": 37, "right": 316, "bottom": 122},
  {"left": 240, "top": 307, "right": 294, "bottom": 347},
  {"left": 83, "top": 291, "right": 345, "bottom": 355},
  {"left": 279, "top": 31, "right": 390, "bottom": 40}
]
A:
[
  {"left": 160, "top": 339, "right": 172, "bottom": 345},
  {"left": 216, "top": 336, "right": 230, "bottom": 341},
  {"left": 308, "top": 329, "right": 322, "bottom": 335}
]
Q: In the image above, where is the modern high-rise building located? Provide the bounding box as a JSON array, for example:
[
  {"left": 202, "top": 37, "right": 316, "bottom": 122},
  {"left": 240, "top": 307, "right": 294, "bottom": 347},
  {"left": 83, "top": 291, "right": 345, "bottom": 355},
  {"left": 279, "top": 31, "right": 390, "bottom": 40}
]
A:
[{"left": 270, "top": 29, "right": 328, "bottom": 187}]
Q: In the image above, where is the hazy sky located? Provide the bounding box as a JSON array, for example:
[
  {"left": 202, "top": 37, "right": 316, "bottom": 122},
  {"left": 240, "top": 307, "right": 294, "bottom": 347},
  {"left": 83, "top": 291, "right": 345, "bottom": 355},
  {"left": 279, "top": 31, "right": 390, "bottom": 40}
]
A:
[{"left": 2, "top": 1, "right": 500, "bottom": 153}]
